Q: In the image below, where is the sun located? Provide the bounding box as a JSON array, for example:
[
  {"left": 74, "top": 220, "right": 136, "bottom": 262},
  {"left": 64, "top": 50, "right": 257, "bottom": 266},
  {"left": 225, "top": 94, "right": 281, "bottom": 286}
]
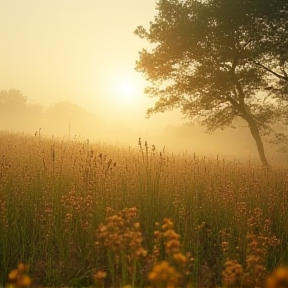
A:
[
  {"left": 119, "top": 80, "right": 135, "bottom": 100},
  {"left": 112, "top": 75, "right": 139, "bottom": 106},
  {"left": 100, "top": 68, "right": 146, "bottom": 111}
]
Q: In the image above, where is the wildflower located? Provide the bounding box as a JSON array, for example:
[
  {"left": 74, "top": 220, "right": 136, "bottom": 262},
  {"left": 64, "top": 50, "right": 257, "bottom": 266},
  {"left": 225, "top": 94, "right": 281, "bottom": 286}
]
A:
[
  {"left": 173, "top": 253, "right": 187, "bottom": 265},
  {"left": 134, "top": 223, "right": 140, "bottom": 229},
  {"left": 93, "top": 271, "right": 107, "bottom": 288},
  {"left": 94, "top": 271, "right": 107, "bottom": 280},
  {"left": 222, "top": 260, "right": 243, "bottom": 288},
  {"left": 18, "top": 276, "right": 31, "bottom": 287},
  {"left": 8, "top": 270, "right": 18, "bottom": 281},
  {"left": 148, "top": 261, "right": 180, "bottom": 288},
  {"left": 162, "top": 218, "right": 174, "bottom": 230},
  {"left": 267, "top": 266, "right": 288, "bottom": 288},
  {"left": 6, "top": 263, "right": 32, "bottom": 288}
]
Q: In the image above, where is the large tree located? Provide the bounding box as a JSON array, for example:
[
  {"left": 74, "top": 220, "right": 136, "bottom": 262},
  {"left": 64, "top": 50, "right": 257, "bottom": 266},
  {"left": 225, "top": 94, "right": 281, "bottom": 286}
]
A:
[
  {"left": 135, "top": 0, "right": 288, "bottom": 165},
  {"left": 249, "top": 0, "right": 288, "bottom": 98}
]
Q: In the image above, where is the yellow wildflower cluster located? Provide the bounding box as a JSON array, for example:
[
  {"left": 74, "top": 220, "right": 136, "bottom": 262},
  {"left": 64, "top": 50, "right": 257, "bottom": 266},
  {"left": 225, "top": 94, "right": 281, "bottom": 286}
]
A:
[
  {"left": 222, "top": 260, "right": 243, "bottom": 288},
  {"left": 95, "top": 207, "right": 147, "bottom": 286},
  {"left": 151, "top": 218, "right": 193, "bottom": 286},
  {"left": 6, "top": 263, "right": 32, "bottom": 288},
  {"left": 148, "top": 261, "right": 180, "bottom": 288},
  {"left": 153, "top": 219, "right": 184, "bottom": 261},
  {"left": 222, "top": 230, "right": 280, "bottom": 288},
  {"left": 242, "top": 232, "right": 279, "bottom": 288},
  {"left": 96, "top": 207, "right": 147, "bottom": 259}
]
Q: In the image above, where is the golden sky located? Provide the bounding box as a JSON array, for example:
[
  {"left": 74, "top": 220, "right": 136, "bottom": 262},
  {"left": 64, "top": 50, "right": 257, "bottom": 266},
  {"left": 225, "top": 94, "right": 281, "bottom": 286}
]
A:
[
  {"left": 1, "top": 0, "right": 286, "bottom": 165},
  {"left": 0, "top": 0, "right": 185, "bottom": 131}
]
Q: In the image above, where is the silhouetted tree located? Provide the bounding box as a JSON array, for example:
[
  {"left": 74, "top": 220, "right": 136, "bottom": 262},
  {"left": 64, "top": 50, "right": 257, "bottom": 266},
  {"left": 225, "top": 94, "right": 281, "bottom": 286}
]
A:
[
  {"left": 45, "top": 101, "right": 100, "bottom": 138},
  {"left": 0, "top": 89, "right": 46, "bottom": 132},
  {"left": 0, "top": 90, "right": 29, "bottom": 131},
  {"left": 135, "top": 0, "right": 288, "bottom": 165},
  {"left": 0, "top": 89, "right": 28, "bottom": 115}
]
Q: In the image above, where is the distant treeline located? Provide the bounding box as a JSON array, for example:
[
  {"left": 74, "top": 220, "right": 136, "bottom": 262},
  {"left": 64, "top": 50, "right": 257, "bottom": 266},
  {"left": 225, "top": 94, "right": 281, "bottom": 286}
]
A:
[{"left": 0, "top": 89, "right": 100, "bottom": 138}]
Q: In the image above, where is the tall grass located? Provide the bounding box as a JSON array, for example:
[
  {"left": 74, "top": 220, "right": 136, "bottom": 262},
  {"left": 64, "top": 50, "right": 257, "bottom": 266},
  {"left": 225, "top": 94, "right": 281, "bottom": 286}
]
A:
[{"left": 0, "top": 131, "right": 287, "bottom": 287}]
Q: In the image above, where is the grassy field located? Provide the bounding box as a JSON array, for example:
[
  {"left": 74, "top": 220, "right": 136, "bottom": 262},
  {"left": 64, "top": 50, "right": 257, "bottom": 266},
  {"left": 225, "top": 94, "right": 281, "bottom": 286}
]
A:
[{"left": 0, "top": 131, "right": 287, "bottom": 288}]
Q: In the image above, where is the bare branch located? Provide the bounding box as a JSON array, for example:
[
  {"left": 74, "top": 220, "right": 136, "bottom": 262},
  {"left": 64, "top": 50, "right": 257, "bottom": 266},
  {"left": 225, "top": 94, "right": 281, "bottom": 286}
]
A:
[{"left": 253, "top": 61, "right": 288, "bottom": 81}]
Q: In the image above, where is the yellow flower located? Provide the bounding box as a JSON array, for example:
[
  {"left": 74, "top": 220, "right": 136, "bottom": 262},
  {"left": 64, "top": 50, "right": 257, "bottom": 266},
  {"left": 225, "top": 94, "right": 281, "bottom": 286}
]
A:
[
  {"left": 162, "top": 219, "right": 174, "bottom": 230},
  {"left": 7, "top": 263, "right": 32, "bottom": 288},
  {"left": 19, "top": 275, "right": 32, "bottom": 287},
  {"left": 148, "top": 261, "right": 180, "bottom": 287},
  {"left": 94, "top": 271, "right": 107, "bottom": 280},
  {"left": 148, "top": 271, "right": 157, "bottom": 282},
  {"left": 8, "top": 269, "right": 18, "bottom": 281},
  {"left": 17, "top": 264, "right": 26, "bottom": 272},
  {"left": 173, "top": 253, "right": 187, "bottom": 264},
  {"left": 94, "top": 270, "right": 107, "bottom": 288},
  {"left": 267, "top": 266, "right": 288, "bottom": 288},
  {"left": 134, "top": 223, "right": 140, "bottom": 229}
]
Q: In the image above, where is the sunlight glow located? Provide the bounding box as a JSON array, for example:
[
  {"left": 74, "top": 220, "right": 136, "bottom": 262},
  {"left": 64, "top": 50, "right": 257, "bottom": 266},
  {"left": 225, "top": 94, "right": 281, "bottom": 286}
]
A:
[
  {"left": 107, "top": 72, "right": 142, "bottom": 109},
  {"left": 119, "top": 80, "right": 135, "bottom": 100}
]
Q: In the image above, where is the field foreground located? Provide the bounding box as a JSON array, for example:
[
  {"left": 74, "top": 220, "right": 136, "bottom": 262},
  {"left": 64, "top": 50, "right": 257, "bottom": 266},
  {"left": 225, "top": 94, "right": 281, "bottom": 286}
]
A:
[{"left": 0, "top": 132, "right": 288, "bottom": 288}]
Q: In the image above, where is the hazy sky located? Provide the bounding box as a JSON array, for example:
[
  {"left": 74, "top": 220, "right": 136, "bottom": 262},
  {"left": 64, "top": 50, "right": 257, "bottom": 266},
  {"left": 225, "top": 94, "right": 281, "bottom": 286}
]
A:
[
  {"left": 0, "top": 0, "right": 186, "bottom": 132},
  {"left": 1, "top": 0, "right": 287, "bottom": 165}
]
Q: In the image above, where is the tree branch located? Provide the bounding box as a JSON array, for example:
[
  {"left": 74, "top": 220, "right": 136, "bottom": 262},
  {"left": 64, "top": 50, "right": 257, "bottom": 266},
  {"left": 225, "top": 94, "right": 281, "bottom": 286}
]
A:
[
  {"left": 280, "top": 64, "right": 288, "bottom": 78},
  {"left": 240, "top": 39, "right": 252, "bottom": 50},
  {"left": 253, "top": 61, "right": 288, "bottom": 81},
  {"left": 230, "top": 54, "right": 246, "bottom": 107},
  {"left": 225, "top": 95, "right": 242, "bottom": 112}
]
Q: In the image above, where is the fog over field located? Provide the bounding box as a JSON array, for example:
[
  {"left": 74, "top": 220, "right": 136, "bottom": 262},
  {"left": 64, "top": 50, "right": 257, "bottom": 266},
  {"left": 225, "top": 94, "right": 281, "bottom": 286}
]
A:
[
  {"left": 0, "top": 91, "right": 286, "bottom": 166},
  {"left": 0, "top": 0, "right": 287, "bottom": 166},
  {"left": 1, "top": 1, "right": 288, "bottom": 286}
]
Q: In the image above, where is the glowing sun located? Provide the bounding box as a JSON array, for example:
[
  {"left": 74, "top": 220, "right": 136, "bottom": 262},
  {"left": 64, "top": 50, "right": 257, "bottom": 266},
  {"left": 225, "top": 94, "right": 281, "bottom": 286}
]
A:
[
  {"left": 119, "top": 80, "right": 135, "bottom": 100},
  {"left": 111, "top": 75, "right": 139, "bottom": 107},
  {"left": 103, "top": 68, "right": 145, "bottom": 110}
]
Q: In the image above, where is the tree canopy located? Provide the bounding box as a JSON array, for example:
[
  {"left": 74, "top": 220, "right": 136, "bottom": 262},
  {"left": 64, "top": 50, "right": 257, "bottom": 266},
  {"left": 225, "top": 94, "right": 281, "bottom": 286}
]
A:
[
  {"left": 135, "top": 0, "right": 288, "bottom": 165},
  {"left": 0, "top": 90, "right": 100, "bottom": 138}
]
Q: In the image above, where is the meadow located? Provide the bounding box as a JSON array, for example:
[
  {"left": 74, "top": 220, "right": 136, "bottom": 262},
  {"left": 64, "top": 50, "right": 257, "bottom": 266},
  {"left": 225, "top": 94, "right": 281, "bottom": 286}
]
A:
[{"left": 0, "top": 131, "right": 288, "bottom": 288}]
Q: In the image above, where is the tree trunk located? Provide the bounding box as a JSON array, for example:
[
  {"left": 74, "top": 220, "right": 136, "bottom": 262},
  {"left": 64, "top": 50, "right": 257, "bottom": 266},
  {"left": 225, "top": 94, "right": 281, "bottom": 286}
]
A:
[
  {"left": 243, "top": 114, "right": 269, "bottom": 166},
  {"left": 229, "top": 67, "right": 269, "bottom": 165}
]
